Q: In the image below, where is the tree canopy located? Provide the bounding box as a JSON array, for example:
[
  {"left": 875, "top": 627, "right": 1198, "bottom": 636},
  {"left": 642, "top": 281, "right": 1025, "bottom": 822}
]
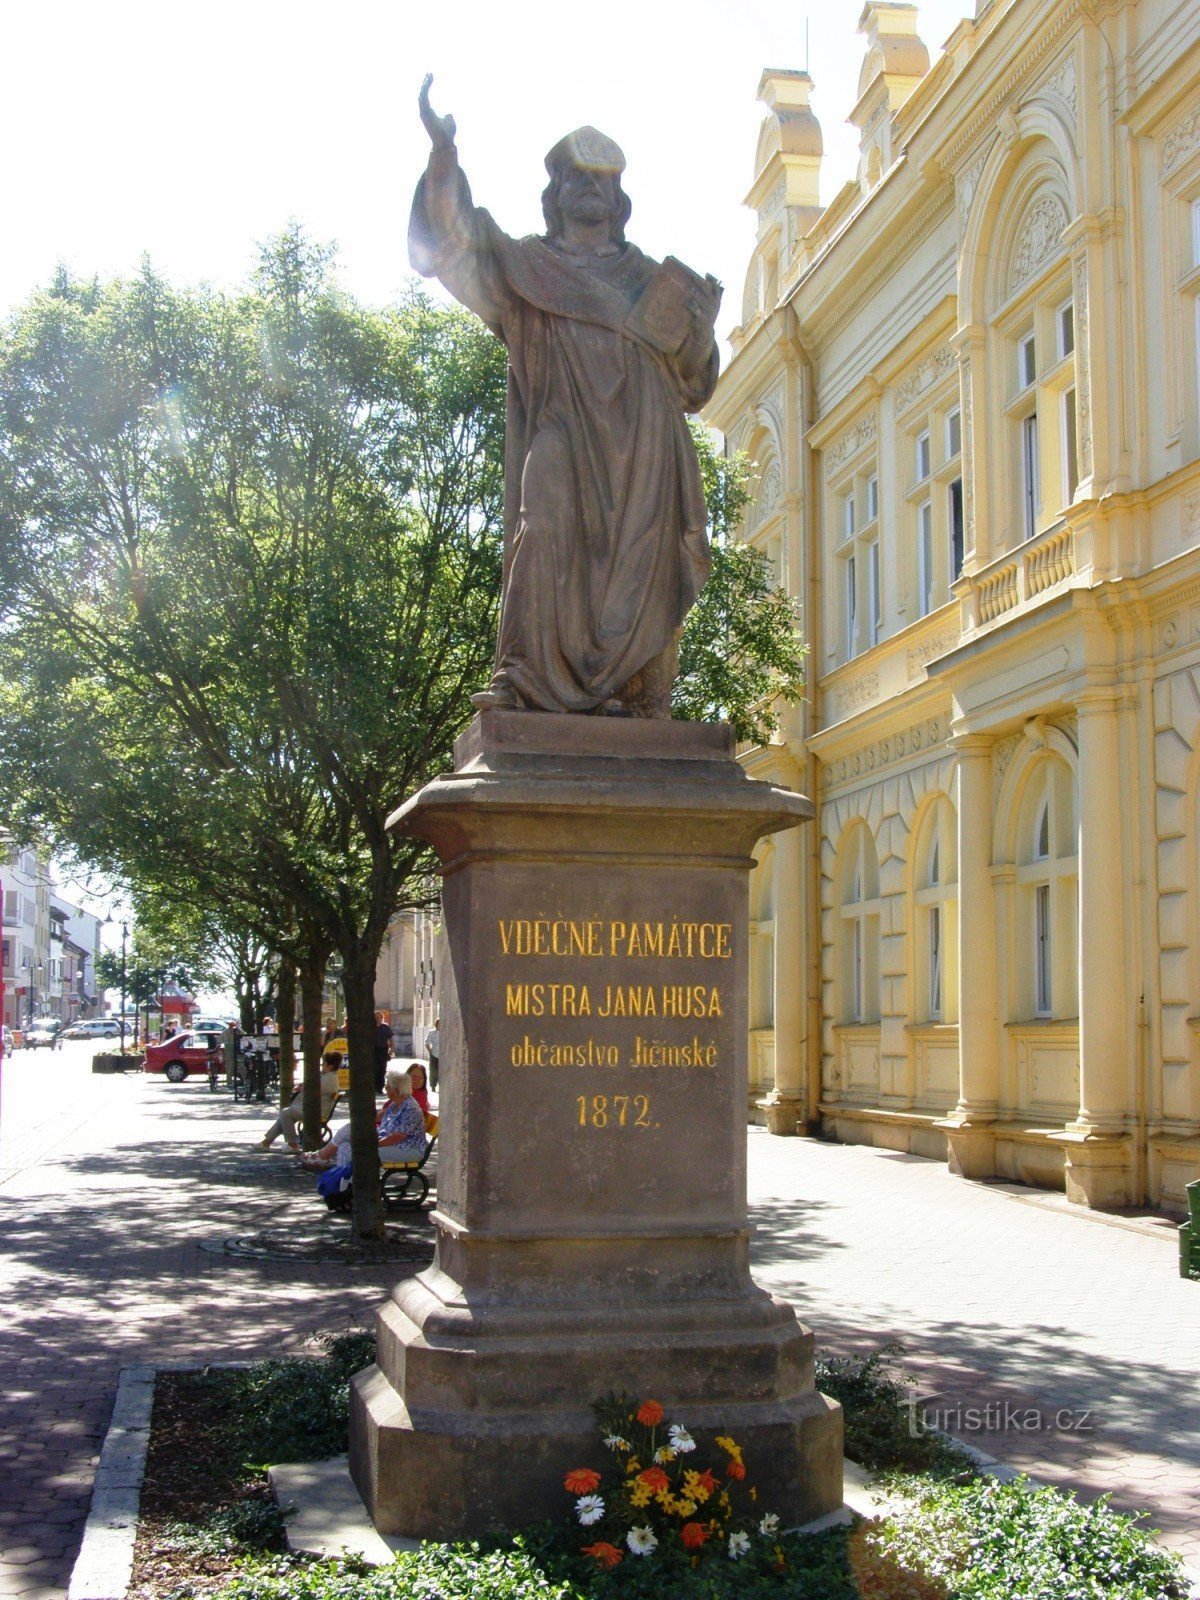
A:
[{"left": 0, "top": 229, "right": 805, "bottom": 1233}]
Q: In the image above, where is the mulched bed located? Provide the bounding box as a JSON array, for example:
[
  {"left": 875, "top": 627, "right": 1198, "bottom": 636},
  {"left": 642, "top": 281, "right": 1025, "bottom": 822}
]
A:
[{"left": 130, "top": 1368, "right": 277, "bottom": 1600}]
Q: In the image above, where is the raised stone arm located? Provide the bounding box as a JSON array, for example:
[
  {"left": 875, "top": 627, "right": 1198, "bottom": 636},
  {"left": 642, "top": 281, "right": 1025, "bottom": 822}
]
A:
[{"left": 419, "top": 74, "right": 456, "bottom": 153}]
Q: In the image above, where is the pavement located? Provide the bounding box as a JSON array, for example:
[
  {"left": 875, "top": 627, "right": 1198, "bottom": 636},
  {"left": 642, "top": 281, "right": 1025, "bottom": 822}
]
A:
[{"left": 0, "top": 1040, "right": 1196, "bottom": 1598}]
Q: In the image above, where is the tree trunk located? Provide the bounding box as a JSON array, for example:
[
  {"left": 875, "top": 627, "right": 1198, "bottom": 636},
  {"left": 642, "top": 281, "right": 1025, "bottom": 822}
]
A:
[
  {"left": 344, "top": 951, "right": 385, "bottom": 1240},
  {"left": 299, "top": 940, "right": 332, "bottom": 1150},
  {"left": 276, "top": 959, "right": 296, "bottom": 1106}
]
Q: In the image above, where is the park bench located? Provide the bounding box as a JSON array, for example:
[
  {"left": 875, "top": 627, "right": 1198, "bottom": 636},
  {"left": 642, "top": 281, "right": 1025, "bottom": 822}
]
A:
[{"left": 380, "top": 1114, "right": 439, "bottom": 1211}]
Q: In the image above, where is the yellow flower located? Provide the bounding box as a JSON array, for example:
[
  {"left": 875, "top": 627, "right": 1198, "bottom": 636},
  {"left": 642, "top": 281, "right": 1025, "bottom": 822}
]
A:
[
  {"left": 654, "top": 1446, "right": 675, "bottom": 1464},
  {"left": 656, "top": 1490, "right": 675, "bottom": 1513},
  {"left": 719, "top": 1492, "right": 731, "bottom": 1512},
  {"left": 715, "top": 1435, "right": 737, "bottom": 1454},
  {"left": 625, "top": 1458, "right": 642, "bottom": 1475},
  {"left": 677, "top": 1498, "right": 697, "bottom": 1518},
  {"left": 749, "top": 1487, "right": 758, "bottom": 1502},
  {"left": 628, "top": 1483, "right": 653, "bottom": 1508}
]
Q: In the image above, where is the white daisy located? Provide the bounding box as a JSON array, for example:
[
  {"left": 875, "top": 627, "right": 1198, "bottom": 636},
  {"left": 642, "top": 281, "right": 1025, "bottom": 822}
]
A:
[
  {"left": 626, "top": 1526, "right": 658, "bottom": 1557},
  {"left": 603, "top": 1434, "right": 630, "bottom": 1452},
  {"left": 653, "top": 1445, "right": 676, "bottom": 1463},
  {"left": 575, "top": 1494, "right": 605, "bottom": 1526},
  {"left": 667, "top": 1424, "right": 696, "bottom": 1453},
  {"left": 728, "top": 1531, "right": 751, "bottom": 1559},
  {"left": 759, "top": 1512, "right": 780, "bottom": 1536}
]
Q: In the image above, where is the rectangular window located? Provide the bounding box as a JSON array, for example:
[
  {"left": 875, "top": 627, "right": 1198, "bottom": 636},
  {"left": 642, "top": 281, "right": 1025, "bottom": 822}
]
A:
[
  {"left": 1062, "top": 387, "right": 1079, "bottom": 503},
  {"left": 866, "top": 474, "right": 879, "bottom": 522},
  {"left": 1, "top": 938, "right": 10, "bottom": 971},
  {"left": 1020, "top": 334, "right": 1037, "bottom": 389},
  {"left": 1035, "top": 883, "right": 1052, "bottom": 1015},
  {"left": 949, "top": 478, "right": 964, "bottom": 579},
  {"left": 2, "top": 891, "right": 16, "bottom": 923},
  {"left": 918, "top": 501, "right": 933, "bottom": 614},
  {"left": 916, "top": 430, "right": 931, "bottom": 481},
  {"left": 928, "top": 905, "right": 943, "bottom": 1021},
  {"left": 845, "top": 554, "right": 857, "bottom": 658},
  {"left": 1022, "top": 414, "right": 1039, "bottom": 539},
  {"left": 1057, "top": 301, "right": 1075, "bottom": 359},
  {"left": 868, "top": 540, "right": 881, "bottom": 645},
  {"left": 843, "top": 493, "right": 856, "bottom": 541},
  {"left": 946, "top": 407, "right": 961, "bottom": 460}
]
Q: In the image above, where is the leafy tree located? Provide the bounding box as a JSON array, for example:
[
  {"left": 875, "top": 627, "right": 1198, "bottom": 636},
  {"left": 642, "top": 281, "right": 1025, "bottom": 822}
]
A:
[
  {"left": 0, "top": 232, "right": 806, "bottom": 1234},
  {"left": 677, "top": 425, "right": 807, "bottom": 742}
]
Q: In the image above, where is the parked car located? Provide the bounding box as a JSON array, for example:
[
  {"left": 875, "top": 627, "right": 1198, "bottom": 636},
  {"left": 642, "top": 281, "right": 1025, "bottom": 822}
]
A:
[
  {"left": 62, "top": 1019, "right": 121, "bottom": 1040},
  {"left": 2, "top": 1026, "right": 12, "bottom": 1058},
  {"left": 23, "top": 1020, "right": 60, "bottom": 1049},
  {"left": 143, "top": 1029, "right": 226, "bottom": 1083}
]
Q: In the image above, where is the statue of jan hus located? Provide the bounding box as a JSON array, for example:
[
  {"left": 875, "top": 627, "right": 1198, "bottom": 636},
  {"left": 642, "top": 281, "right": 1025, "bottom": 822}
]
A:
[{"left": 410, "top": 77, "right": 722, "bottom": 718}]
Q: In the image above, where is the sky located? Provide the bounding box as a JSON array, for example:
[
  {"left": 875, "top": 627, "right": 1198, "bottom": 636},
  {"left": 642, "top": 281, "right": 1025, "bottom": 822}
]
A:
[{"left": 3, "top": 0, "right": 974, "bottom": 347}]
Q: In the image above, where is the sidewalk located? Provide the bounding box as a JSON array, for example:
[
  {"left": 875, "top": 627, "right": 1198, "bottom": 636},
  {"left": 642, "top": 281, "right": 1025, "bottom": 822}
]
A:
[
  {"left": 0, "top": 1055, "right": 1196, "bottom": 1596},
  {"left": 746, "top": 1128, "right": 1200, "bottom": 1564}
]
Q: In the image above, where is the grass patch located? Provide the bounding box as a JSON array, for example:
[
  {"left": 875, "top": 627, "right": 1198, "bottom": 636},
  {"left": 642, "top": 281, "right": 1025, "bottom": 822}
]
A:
[{"left": 814, "top": 1342, "right": 973, "bottom": 1478}]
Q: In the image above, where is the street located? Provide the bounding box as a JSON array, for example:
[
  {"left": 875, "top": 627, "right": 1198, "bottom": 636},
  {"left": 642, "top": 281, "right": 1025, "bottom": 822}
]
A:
[{"left": 0, "top": 1041, "right": 1196, "bottom": 1598}]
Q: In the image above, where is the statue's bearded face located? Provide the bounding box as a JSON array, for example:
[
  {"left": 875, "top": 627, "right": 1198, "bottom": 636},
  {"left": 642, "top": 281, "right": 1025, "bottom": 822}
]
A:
[{"left": 558, "top": 164, "right": 617, "bottom": 226}]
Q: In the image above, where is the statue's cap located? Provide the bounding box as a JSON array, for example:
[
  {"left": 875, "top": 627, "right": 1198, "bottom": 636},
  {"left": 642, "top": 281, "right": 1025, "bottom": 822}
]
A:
[{"left": 545, "top": 127, "right": 626, "bottom": 176}]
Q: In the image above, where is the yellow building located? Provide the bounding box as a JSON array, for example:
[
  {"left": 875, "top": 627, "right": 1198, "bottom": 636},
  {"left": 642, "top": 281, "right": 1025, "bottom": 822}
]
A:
[{"left": 707, "top": 0, "right": 1200, "bottom": 1211}]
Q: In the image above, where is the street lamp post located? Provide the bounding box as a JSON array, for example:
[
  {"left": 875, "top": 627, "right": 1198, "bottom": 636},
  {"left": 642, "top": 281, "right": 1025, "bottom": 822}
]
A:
[{"left": 119, "top": 922, "right": 128, "bottom": 1055}]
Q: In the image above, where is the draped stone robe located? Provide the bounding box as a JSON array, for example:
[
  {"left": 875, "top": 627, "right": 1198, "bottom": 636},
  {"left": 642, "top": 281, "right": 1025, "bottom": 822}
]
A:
[{"left": 409, "top": 149, "right": 719, "bottom": 714}]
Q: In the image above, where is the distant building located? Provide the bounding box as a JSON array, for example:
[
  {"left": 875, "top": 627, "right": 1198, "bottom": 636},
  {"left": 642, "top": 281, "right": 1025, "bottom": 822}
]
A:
[
  {"left": 51, "top": 896, "right": 104, "bottom": 1018},
  {"left": 708, "top": 0, "right": 1200, "bottom": 1211},
  {"left": 1, "top": 843, "right": 51, "bottom": 1028},
  {"left": 374, "top": 896, "right": 439, "bottom": 1056}
]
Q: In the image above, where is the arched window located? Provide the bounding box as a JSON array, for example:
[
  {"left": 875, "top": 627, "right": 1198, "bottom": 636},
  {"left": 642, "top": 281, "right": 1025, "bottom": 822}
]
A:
[
  {"left": 913, "top": 798, "right": 959, "bottom": 1023},
  {"left": 838, "top": 825, "right": 881, "bottom": 1024},
  {"left": 1015, "top": 758, "right": 1077, "bottom": 1018}
]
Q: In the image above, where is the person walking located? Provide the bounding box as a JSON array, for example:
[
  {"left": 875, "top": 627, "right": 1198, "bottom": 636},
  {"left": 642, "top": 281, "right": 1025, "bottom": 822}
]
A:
[
  {"left": 425, "top": 1016, "right": 440, "bottom": 1092},
  {"left": 374, "top": 1011, "right": 393, "bottom": 1095}
]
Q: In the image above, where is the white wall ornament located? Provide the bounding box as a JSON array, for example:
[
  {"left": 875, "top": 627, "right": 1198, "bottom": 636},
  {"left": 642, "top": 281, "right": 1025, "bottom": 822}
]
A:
[
  {"left": 958, "top": 152, "right": 988, "bottom": 233},
  {"left": 1072, "top": 250, "right": 1093, "bottom": 477},
  {"left": 825, "top": 413, "right": 878, "bottom": 477},
  {"left": 754, "top": 462, "right": 783, "bottom": 526},
  {"left": 906, "top": 626, "right": 961, "bottom": 679},
  {"left": 1009, "top": 195, "right": 1068, "bottom": 293},
  {"left": 895, "top": 345, "right": 956, "bottom": 414},
  {"left": 837, "top": 669, "right": 880, "bottom": 719},
  {"left": 1033, "top": 55, "right": 1077, "bottom": 124},
  {"left": 1162, "top": 107, "right": 1200, "bottom": 177}
]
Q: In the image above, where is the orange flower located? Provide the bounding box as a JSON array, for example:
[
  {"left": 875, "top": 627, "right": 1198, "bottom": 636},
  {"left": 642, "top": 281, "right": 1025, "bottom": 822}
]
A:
[
  {"left": 680, "top": 1521, "right": 708, "bottom": 1550},
  {"left": 582, "top": 1541, "right": 623, "bottom": 1570},
  {"left": 695, "top": 1468, "right": 718, "bottom": 1498},
  {"left": 638, "top": 1466, "right": 671, "bottom": 1494},
  {"left": 636, "top": 1399, "right": 664, "bottom": 1427},
  {"left": 564, "top": 1468, "right": 601, "bottom": 1494},
  {"left": 726, "top": 1459, "right": 746, "bottom": 1480}
]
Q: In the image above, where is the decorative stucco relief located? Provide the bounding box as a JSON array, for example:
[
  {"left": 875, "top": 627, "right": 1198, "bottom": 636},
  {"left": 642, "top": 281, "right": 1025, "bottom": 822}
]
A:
[
  {"left": 836, "top": 669, "right": 879, "bottom": 719},
  {"left": 1072, "top": 250, "right": 1093, "bottom": 478},
  {"left": 1010, "top": 195, "right": 1068, "bottom": 294},
  {"left": 1184, "top": 492, "right": 1200, "bottom": 547},
  {"left": 1033, "top": 54, "right": 1077, "bottom": 124},
  {"left": 825, "top": 413, "right": 877, "bottom": 477},
  {"left": 991, "top": 733, "right": 1021, "bottom": 807},
  {"left": 958, "top": 152, "right": 988, "bottom": 232},
  {"left": 895, "top": 344, "right": 956, "bottom": 414},
  {"left": 1162, "top": 106, "right": 1200, "bottom": 177},
  {"left": 752, "top": 462, "right": 783, "bottom": 526},
  {"left": 906, "top": 626, "right": 961, "bottom": 679},
  {"left": 822, "top": 716, "right": 947, "bottom": 793}
]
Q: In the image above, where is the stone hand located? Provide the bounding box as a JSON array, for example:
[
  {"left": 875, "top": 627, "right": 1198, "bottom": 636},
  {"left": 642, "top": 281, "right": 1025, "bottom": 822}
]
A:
[{"left": 419, "top": 74, "right": 456, "bottom": 151}]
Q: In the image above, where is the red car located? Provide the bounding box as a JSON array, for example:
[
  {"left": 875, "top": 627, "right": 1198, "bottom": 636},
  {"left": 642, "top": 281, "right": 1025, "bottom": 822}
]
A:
[{"left": 144, "top": 1029, "right": 226, "bottom": 1083}]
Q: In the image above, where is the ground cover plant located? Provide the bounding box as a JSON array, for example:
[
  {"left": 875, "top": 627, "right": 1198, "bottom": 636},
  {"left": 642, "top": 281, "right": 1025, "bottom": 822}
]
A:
[{"left": 131, "top": 1341, "right": 1191, "bottom": 1600}]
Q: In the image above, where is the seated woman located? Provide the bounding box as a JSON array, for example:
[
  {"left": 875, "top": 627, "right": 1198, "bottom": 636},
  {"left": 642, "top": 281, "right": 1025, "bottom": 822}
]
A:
[
  {"left": 302, "top": 1067, "right": 427, "bottom": 1170},
  {"left": 259, "top": 1050, "right": 340, "bottom": 1151},
  {"left": 408, "top": 1060, "right": 430, "bottom": 1115}
]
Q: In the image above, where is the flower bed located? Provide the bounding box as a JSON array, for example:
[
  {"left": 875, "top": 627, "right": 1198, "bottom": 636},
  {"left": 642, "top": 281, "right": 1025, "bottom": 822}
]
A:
[{"left": 129, "top": 1341, "right": 1191, "bottom": 1600}]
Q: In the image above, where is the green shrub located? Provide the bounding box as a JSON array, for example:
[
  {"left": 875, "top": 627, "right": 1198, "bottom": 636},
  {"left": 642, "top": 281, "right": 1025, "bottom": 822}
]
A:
[
  {"left": 814, "top": 1343, "right": 973, "bottom": 1477},
  {"left": 862, "top": 1475, "right": 1190, "bottom": 1599}
]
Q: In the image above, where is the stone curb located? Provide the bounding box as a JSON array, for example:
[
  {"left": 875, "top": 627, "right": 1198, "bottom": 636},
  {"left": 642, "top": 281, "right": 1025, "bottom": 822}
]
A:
[{"left": 70, "top": 1365, "right": 1200, "bottom": 1600}]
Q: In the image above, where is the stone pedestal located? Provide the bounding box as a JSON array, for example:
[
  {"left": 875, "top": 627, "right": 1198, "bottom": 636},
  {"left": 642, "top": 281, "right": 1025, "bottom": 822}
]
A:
[{"left": 350, "top": 711, "right": 843, "bottom": 1539}]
